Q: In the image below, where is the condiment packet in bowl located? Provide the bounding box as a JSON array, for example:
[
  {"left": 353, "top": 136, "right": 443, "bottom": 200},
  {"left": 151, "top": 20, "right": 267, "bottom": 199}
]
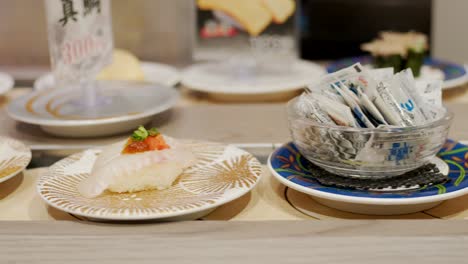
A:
[
  {"left": 305, "top": 85, "right": 346, "bottom": 104},
  {"left": 321, "top": 63, "right": 379, "bottom": 97},
  {"left": 331, "top": 83, "right": 375, "bottom": 128},
  {"left": 301, "top": 63, "right": 445, "bottom": 130},
  {"left": 355, "top": 86, "right": 388, "bottom": 125},
  {"left": 354, "top": 134, "right": 385, "bottom": 164},
  {"left": 414, "top": 78, "right": 445, "bottom": 121},
  {"left": 415, "top": 79, "right": 442, "bottom": 107},
  {"left": 386, "top": 70, "right": 427, "bottom": 125},
  {"left": 369, "top": 67, "right": 394, "bottom": 81},
  {"left": 295, "top": 94, "right": 335, "bottom": 124},
  {"left": 373, "top": 81, "right": 411, "bottom": 126},
  {"left": 290, "top": 62, "right": 451, "bottom": 178},
  {"left": 304, "top": 92, "right": 357, "bottom": 127}
]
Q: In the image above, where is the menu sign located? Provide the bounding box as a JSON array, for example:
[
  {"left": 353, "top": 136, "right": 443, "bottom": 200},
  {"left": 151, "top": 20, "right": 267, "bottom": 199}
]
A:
[
  {"left": 44, "top": 0, "right": 113, "bottom": 87},
  {"left": 194, "top": 0, "right": 298, "bottom": 62}
]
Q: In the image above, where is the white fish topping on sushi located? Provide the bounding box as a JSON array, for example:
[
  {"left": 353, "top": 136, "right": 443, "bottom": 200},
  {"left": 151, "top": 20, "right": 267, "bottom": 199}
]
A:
[{"left": 78, "top": 127, "right": 195, "bottom": 198}]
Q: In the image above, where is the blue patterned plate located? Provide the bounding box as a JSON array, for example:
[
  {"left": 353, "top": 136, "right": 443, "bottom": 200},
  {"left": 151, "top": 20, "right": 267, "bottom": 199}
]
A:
[
  {"left": 268, "top": 140, "right": 468, "bottom": 214},
  {"left": 327, "top": 55, "right": 468, "bottom": 89}
]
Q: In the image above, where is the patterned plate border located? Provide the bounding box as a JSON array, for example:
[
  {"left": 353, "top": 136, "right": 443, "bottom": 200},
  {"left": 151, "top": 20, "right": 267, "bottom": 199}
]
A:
[
  {"left": 268, "top": 139, "right": 468, "bottom": 205},
  {"left": 6, "top": 84, "right": 180, "bottom": 126},
  {"left": 0, "top": 136, "right": 31, "bottom": 183},
  {"left": 37, "top": 141, "right": 262, "bottom": 220}
]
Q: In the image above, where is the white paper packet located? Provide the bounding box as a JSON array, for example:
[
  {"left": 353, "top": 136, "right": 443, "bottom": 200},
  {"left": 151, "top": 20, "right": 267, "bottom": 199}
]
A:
[
  {"left": 369, "top": 67, "right": 394, "bottom": 81},
  {"left": 416, "top": 79, "right": 442, "bottom": 107},
  {"left": 387, "top": 70, "right": 427, "bottom": 125},
  {"left": 415, "top": 79, "right": 442, "bottom": 107},
  {"left": 373, "top": 81, "right": 409, "bottom": 126},
  {"left": 414, "top": 78, "right": 445, "bottom": 121},
  {"left": 307, "top": 93, "right": 358, "bottom": 127},
  {"left": 296, "top": 94, "right": 335, "bottom": 124},
  {"left": 320, "top": 63, "right": 379, "bottom": 99},
  {"left": 338, "top": 80, "right": 360, "bottom": 103},
  {"left": 355, "top": 86, "right": 388, "bottom": 125},
  {"left": 332, "top": 83, "right": 375, "bottom": 128},
  {"left": 305, "top": 85, "right": 346, "bottom": 104}
]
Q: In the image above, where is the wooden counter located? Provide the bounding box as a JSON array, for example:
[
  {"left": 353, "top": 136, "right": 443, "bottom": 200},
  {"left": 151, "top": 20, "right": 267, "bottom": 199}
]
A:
[
  {"left": 1, "top": 220, "right": 468, "bottom": 263},
  {"left": 1, "top": 86, "right": 468, "bottom": 263}
]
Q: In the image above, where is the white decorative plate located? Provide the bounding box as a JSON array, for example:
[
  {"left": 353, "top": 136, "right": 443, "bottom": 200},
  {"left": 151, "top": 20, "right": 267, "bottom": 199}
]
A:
[
  {"left": 37, "top": 140, "right": 262, "bottom": 221},
  {"left": 7, "top": 81, "right": 179, "bottom": 137},
  {"left": 34, "top": 62, "right": 181, "bottom": 91},
  {"left": 0, "top": 136, "right": 31, "bottom": 183},
  {"left": 0, "top": 72, "right": 14, "bottom": 96},
  {"left": 181, "top": 60, "right": 325, "bottom": 96}
]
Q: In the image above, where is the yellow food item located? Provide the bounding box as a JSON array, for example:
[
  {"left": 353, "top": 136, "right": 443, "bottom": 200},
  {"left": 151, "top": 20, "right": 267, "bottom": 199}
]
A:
[
  {"left": 261, "top": 0, "right": 295, "bottom": 24},
  {"left": 197, "top": 0, "right": 272, "bottom": 36},
  {"left": 97, "top": 49, "right": 145, "bottom": 81},
  {"left": 197, "top": 0, "right": 211, "bottom": 9}
]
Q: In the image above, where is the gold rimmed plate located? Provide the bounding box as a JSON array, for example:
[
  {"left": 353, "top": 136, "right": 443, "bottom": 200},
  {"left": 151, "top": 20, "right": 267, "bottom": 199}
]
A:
[
  {"left": 37, "top": 140, "right": 262, "bottom": 221},
  {"left": 7, "top": 81, "right": 179, "bottom": 138},
  {"left": 0, "top": 136, "right": 32, "bottom": 184}
]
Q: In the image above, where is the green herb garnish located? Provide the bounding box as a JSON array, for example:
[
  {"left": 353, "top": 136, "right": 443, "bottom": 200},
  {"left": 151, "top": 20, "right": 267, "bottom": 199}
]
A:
[
  {"left": 148, "top": 127, "right": 160, "bottom": 136},
  {"left": 131, "top": 126, "right": 160, "bottom": 141},
  {"left": 131, "top": 126, "right": 149, "bottom": 141}
]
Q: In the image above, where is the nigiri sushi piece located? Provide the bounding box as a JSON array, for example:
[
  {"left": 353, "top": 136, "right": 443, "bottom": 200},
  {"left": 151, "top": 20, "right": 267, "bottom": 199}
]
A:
[{"left": 78, "top": 127, "right": 195, "bottom": 198}]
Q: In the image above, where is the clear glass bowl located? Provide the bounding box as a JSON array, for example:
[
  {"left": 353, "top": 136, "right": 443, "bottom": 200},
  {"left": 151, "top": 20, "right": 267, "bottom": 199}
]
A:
[{"left": 287, "top": 97, "right": 454, "bottom": 178}]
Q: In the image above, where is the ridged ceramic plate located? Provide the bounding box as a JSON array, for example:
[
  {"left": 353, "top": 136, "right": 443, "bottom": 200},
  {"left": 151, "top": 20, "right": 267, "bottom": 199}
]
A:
[
  {"left": 0, "top": 136, "right": 31, "bottom": 183},
  {"left": 37, "top": 140, "right": 262, "bottom": 221}
]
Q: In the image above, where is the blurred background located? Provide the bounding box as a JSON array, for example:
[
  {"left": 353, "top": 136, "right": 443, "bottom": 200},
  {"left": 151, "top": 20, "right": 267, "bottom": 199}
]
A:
[
  {"left": 0, "top": 0, "right": 195, "bottom": 83},
  {"left": 0, "top": 0, "right": 466, "bottom": 80},
  {"left": 300, "top": 0, "right": 431, "bottom": 60}
]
